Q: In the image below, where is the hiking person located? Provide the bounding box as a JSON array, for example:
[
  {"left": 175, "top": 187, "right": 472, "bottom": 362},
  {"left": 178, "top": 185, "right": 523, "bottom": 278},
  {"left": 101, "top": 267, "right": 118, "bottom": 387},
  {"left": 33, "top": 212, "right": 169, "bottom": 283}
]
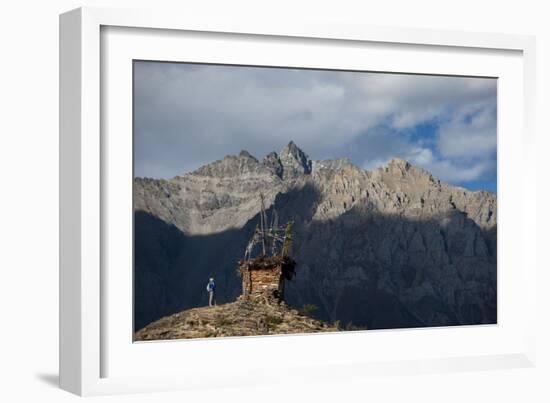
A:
[{"left": 206, "top": 277, "right": 216, "bottom": 306}]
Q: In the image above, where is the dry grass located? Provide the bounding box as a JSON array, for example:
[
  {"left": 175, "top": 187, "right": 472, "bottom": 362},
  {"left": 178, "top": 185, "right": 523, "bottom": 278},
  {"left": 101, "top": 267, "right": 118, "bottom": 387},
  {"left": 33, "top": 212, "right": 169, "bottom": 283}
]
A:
[{"left": 134, "top": 299, "right": 339, "bottom": 341}]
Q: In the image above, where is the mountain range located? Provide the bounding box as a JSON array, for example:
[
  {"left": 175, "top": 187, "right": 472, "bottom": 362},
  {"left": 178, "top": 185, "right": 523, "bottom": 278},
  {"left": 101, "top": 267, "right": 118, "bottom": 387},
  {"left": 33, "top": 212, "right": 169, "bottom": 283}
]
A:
[{"left": 134, "top": 141, "right": 497, "bottom": 332}]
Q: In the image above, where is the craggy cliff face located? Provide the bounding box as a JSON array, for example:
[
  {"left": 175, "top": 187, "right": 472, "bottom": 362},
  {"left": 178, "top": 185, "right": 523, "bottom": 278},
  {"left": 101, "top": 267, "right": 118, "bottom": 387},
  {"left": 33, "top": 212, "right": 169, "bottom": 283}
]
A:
[{"left": 133, "top": 142, "right": 496, "bottom": 331}]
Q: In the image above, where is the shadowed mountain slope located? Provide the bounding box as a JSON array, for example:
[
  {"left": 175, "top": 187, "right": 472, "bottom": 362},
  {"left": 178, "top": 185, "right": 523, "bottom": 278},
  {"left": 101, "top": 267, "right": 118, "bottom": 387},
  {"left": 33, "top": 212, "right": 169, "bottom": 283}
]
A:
[{"left": 134, "top": 142, "right": 496, "bottom": 332}]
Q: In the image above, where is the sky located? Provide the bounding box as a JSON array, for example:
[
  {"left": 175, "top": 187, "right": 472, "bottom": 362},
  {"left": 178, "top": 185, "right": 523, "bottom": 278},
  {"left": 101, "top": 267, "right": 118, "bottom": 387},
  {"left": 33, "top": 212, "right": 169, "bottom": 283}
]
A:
[{"left": 134, "top": 61, "right": 497, "bottom": 192}]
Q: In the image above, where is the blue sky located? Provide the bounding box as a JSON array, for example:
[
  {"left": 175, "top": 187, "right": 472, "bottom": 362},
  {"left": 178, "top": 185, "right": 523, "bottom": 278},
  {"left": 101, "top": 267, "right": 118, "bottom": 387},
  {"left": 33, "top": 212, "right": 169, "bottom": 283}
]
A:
[{"left": 134, "top": 61, "right": 497, "bottom": 193}]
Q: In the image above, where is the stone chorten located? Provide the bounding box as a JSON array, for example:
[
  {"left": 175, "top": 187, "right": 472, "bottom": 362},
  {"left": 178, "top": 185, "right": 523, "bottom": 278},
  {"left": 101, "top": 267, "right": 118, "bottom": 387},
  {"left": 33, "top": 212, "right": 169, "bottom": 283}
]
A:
[
  {"left": 239, "top": 255, "right": 295, "bottom": 300},
  {"left": 238, "top": 194, "right": 296, "bottom": 301}
]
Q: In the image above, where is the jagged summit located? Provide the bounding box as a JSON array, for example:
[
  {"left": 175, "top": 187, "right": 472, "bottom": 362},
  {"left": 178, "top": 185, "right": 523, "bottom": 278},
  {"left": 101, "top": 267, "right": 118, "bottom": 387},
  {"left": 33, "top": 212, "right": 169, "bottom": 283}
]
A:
[
  {"left": 379, "top": 157, "right": 437, "bottom": 179},
  {"left": 262, "top": 151, "right": 284, "bottom": 178},
  {"left": 381, "top": 157, "right": 433, "bottom": 177},
  {"left": 282, "top": 140, "right": 301, "bottom": 153},
  {"left": 191, "top": 141, "right": 315, "bottom": 180},
  {"left": 238, "top": 149, "right": 258, "bottom": 161},
  {"left": 370, "top": 157, "right": 441, "bottom": 195},
  {"left": 387, "top": 157, "right": 411, "bottom": 169},
  {"left": 191, "top": 150, "right": 266, "bottom": 178},
  {"left": 279, "top": 141, "right": 312, "bottom": 179}
]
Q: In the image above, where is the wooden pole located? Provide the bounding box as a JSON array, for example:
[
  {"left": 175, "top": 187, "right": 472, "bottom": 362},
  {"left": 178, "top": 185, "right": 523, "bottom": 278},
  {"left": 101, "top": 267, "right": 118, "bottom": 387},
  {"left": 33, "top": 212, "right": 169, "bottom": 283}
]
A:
[{"left": 260, "top": 194, "right": 266, "bottom": 255}]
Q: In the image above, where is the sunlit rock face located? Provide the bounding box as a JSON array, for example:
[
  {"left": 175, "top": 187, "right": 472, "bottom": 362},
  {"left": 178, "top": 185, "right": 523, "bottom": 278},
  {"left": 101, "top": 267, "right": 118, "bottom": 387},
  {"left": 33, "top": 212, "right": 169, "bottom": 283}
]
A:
[{"left": 134, "top": 142, "right": 496, "bottom": 332}]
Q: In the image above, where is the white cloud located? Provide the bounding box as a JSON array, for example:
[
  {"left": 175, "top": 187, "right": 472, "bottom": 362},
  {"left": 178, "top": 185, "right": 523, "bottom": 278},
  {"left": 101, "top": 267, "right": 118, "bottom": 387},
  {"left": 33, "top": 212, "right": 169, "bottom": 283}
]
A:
[
  {"left": 424, "top": 159, "right": 493, "bottom": 183},
  {"left": 405, "top": 147, "right": 435, "bottom": 166},
  {"left": 362, "top": 157, "right": 391, "bottom": 171},
  {"left": 437, "top": 107, "right": 497, "bottom": 159}
]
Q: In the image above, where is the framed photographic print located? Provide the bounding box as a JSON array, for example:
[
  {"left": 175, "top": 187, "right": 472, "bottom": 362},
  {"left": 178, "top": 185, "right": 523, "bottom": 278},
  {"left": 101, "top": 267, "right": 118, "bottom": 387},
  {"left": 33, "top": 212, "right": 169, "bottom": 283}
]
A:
[
  {"left": 60, "top": 7, "right": 537, "bottom": 396},
  {"left": 132, "top": 61, "right": 498, "bottom": 341}
]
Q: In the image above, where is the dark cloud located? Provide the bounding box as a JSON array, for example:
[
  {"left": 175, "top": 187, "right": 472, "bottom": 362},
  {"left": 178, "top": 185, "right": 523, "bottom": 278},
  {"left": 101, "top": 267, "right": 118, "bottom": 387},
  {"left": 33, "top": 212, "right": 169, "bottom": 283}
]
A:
[{"left": 133, "top": 61, "right": 497, "bottom": 188}]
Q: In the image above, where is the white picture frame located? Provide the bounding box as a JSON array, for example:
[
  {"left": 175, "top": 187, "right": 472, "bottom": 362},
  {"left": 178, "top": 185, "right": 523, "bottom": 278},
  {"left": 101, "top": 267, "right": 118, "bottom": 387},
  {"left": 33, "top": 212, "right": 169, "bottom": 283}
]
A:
[{"left": 59, "top": 6, "right": 537, "bottom": 396}]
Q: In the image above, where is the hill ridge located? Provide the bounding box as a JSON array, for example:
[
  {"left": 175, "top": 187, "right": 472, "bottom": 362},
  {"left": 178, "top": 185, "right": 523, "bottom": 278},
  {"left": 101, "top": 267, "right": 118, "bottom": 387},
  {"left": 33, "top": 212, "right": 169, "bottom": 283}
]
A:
[{"left": 134, "top": 299, "right": 339, "bottom": 340}]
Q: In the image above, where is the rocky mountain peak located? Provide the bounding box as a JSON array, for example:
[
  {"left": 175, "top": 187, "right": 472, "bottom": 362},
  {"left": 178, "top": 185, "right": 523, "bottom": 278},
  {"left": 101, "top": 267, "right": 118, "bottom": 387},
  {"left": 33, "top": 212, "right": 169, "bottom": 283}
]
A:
[
  {"left": 279, "top": 141, "right": 312, "bottom": 179},
  {"left": 238, "top": 150, "right": 258, "bottom": 161},
  {"left": 191, "top": 150, "right": 265, "bottom": 178},
  {"left": 360, "top": 158, "right": 442, "bottom": 198},
  {"left": 388, "top": 157, "right": 411, "bottom": 170},
  {"left": 262, "top": 151, "right": 284, "bottom": 178},
  {"left": 379, "top": 158, "right": 434, "bottom": 182}
]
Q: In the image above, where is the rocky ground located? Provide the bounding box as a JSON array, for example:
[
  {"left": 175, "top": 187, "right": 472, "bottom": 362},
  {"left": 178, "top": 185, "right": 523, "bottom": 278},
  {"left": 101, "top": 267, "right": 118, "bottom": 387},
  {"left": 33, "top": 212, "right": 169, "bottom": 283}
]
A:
[{"left": 134, "top": 298, "right": 340, "bottom": 341}]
